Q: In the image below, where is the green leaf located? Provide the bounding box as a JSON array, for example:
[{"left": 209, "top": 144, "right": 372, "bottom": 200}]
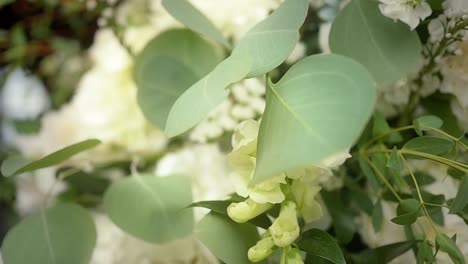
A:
[
  {"left": 2, "top": 203, "right": 96, "bottom": 264},
  {"left": 162, "top": 0, "right": 230, "bottom": 47},
  {"left": 1, "top": 139, "right": 101, "bottom": 177},
  {"left": 135, "top": 29, "right": 223, "bottom": 129},
  {"left": 350, "top": 241, "right": 417, "bottom": 264},
  {"left": 387, "top": 147, "right": 401, "bottom": 172},
  {"left": 413, "top": 115, "right": 443, "bottom": 136},
  {"left": 196, "top": 212, "right": 261, "bottom": 264},
  {"left": 372, "top": 112, "right": 403, "bottom": 143},
  {"left": 436, "top": 233, "right": 465, "bottom": 264},
  {"left": 0, "top": 0, "right": 14, "bottom": 8},
  {"left": 417, "top": 241, "right": 433, "bottom": 264},
  {"left": 329, "top": 0, "right": 422, "bottom": 83},
  {"left": 450, "top": 176, "right": 468, "bottom": 214},
  {"left": 231, "top": 0, "right": 309, "bottom": 77},
  {"left": 403, "top": 136, "right": 454, "bottom": 156},
  {"left": 359, "top": 157, "right": 381, "bottom": 191},
  {"left": 391, "top": 199, "right": 421, "bottom": 225},
  {"left": 103, "top": 174, "right": 193, "bottom": 243},
  {"left": 372, "top": 200, "right": 383, "bottom": 232},
  {"left": 165, "top": 55, "right": 251, "bottom": 136},
  {"left": 164, "top": 0, "right": 309, "bottom": 137},
  {"left": 404, "top": 172, "right": 436, "bottom": 186},
  {"left": 322, "top": 190, "right": 356, "bottom": 244},
  {"left": 298, "top": 229, "right": 346, "bottom": 264},
  {"left": 253, "top": 54, "right": 375, "bottom": 184}
]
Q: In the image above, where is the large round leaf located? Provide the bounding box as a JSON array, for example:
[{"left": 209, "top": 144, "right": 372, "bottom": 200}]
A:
[
  {"left": 164, "top": 0, "right": 309, "bottom": 137},
  {"left": 329, "top": 0, "right": 422, "bottom": 83},
  {"left": 103, "top": 174, "right": 194, "bottom": 243},
  {"left": 253, "top": 54, "right": 375, "bottom": 184},
  {"left": 2, "top": 203, "right": 96, "bottom": 264},
  {"left": 196, "top": 212, "right": 263, "bottom": 264},
  {"left": 135, "top": 29, "right": 223, "bottom": 129}
]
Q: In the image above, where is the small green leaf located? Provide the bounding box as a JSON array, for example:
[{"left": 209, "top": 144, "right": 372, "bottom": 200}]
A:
[
  {"left": 372, "top": 112, "right": 402, "bottom": 143},
  {"left": 162, "top": 0, "right": 230, "bottom": 47},
  {"left": 436, "top": 233, "right": 465, "bottom": 264},
  {"left": 164, "top": 0, "right": 309, "bottom": 137},
  {"left": 1, "top": 139, "right": 101, "bottom": 177},
  {"left": 391, "top": 199, "right": 421, "bottom": 225},
  {"left": 298, "top": 229, "right": 346, "bottom": 264},
  {"left": 103, "top": 174, "right": 193, "bottom": 243},
  {"left": 350, "top": 241, "right": 417, "bottom": 264},
  {"left": 387, "top": 147, "right": 401, "bottom": 172},
  {"left": 372, "top": 200, "right": 383, "bottom": 232},
  {"left": 322, "top": 190, "right": 356, "bottom": 244},
  {"left": 403, "top": 136, "right": 454, "bottom": 156},
  {"left": 413, "top": 115, "right": 443, "bottom": 136},
  {"left": 253, "top": 54, "right": 375, "bottom": 184},
  {"left": 404, "top": 172, "right": 436, "bottom": 186},
  {"left": 359, "top": 157, "right": 381, "bottom": 191},
  {"left": 2, "top": 203, "right": 96, "bottom": 264},
  {"left": 196, "top": 212, "right": 262, "bottom": 264},
  {"left": 329, "top": 0, "right": 422, "bottom": 83},
  {"left": 391, "top": 212, "right": 418, "bottom": 225},
  {"left": 450, "top": 176, "right": 468, "bottom": 214}
]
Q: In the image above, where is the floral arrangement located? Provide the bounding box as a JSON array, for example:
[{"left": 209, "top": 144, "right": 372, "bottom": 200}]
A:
[{"left": 0, "top": 0, "right": 467, "bottom": 263}]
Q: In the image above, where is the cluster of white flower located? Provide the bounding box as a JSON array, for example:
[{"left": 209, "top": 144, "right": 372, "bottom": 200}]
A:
[
  {"left": 357, "top": 160, "right": 468, "bottom": 263},
  {"left": 378, "top": 0, "right": 432, "bottom": 30},
  {"left": 225, "top": 120, "right": 350, "bottom": 262},
  {"left": 90, "top": 213, "right": 218, "bottom": 264}
]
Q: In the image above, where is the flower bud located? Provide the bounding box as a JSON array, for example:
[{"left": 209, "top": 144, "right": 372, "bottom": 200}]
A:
[
  {"left": 269, "top": 201, "right": 300, "bottom": 247},
  {"left": 227, "top": 198, "right": 272, "bottom": 223},
  {"left": 283, "top": 247, "right": 304, "bottom": 264},
  {"left": 248, "top": 233, "right": 276, "bottom": 262}
]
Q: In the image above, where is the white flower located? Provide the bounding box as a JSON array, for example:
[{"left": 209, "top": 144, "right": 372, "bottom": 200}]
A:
[
  {"left": 378, "top": 0, "right": 432, "bottom": 30},
  {"left": 375, "top": 78, "right": 412, "bottom": 117},
  {"left": 14, "top": 168, "right": 66, "bottom": 216},
  {"left": 228, "top": 198, "right": 272, "bottom": 223},
  {"left": 90, "top": 213, "right": 218, "bottom": 264},
  {"left": 286, "top": 42, "right": 307, "bottom": 64},
  {"left": 443, "top": 0, "right": 468, "bottom": 18},
  {"left": 319, "top": 22, "right": 333, "bottom": 53},
  {"left": 0, "top": 68, "right": 50, "bottom": 120},
  {"left": 155, "top": 144, "right": 234, "bottom": 219}
]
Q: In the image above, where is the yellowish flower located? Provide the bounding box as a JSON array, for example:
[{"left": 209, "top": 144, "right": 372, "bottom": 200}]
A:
[
  {"left": 269, "top": 201, "right": 300, "bottom": 247},
  {"left": 248, "top": 232, "right": 277, "bottom": 262},
  {"left": 227, "top": 198, "right": 272, "bottom": 223}
]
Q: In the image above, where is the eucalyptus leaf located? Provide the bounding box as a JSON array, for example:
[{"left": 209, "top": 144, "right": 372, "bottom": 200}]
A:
[
  {"left": 413, "top": 115, "right": 443, "bottom": 136},
  {"left": 329, "top": 0, "right": 422, "bottom": 83},
  {"left": 298, "top": 229, "right": 346, "bottom": 264},
  {"left": 253, "top": 54, "right": 375, "bottom": 184},
  {"left": 436, "top": 233, "right": 465, "bottom": 264},
  {"left": 1, "top": 139, "right": 101, "bottom": 177},
  {"left": 372, "top": 200, "right": 383, "bottom": 232},
  {"left": 2, "top": 203, "right": 96, "bottom": 264},
  {"left": 164, "top": 0, "right": 309, "bottom": 137},
  {"left": 403, "top": 136, "right": 454, "bottom": 156},
  {"left": 162, "top": 0, "right": 230, "bottom": 47},
  {"left": 196, "top": 212, "right": 262, "bottom": 264},
  {"left": 135, "top": 29, "right": 223, "bottom": 128},
  {"left": 450, "top": 176, "right": 468, "bottom": 214},
  {"left": 350, "top": 241, "right": 417, "bottom": 264},
  {"left": 103, "top": 174, "right": 193, "bottom": 243}
]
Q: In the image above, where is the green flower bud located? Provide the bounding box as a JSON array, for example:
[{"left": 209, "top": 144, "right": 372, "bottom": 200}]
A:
[
  {"left": 283, "top": 247, "right": 304, "bottom": 264},
  {"left": 248, "top": 233, "right": 276, "bottom": 262},
  {"left": 227, "top": 198, "right": 272, "bottom": 223},
  {"left": 269, "top": 201, "right": 300, "bottom": 247}
]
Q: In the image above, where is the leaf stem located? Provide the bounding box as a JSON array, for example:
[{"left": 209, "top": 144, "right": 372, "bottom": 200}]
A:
[{"left": 361, "top": 154, "right": 401, "bottom": 201}]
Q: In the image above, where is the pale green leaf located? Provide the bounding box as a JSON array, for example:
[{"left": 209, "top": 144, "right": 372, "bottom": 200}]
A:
[
  {"left": 413, "top": 115, "right": 443, "bottom": 136},
  {"left": 1, "top": 139, "right": 100, "bottom": 177},
  {"left": 436, "top": 233, "right": 465, "bottom": 264},
  {"left": 135, "top": 29, "right": 223, "bottom": 128},
  {"left": 196, "top": 212, "right": 262, "bottom": 264},
  {"left": 164, "top": 0, "right": 309, "bottom": 137},
  {"left": 2, "top": 203, "right": 96, "bottom": 264},
  {"left": 231, "top": 0, "right": 309, "bottom": 77},
  {"left": 103, "top": 174, "right": 193, "bottom": 243},
  {"left": 329, "top": 0, "right": 422, "bottom": 83},
  {"left": 253, "top": 54, "right": 375, "bottom": 184},
  {"left": 162, "top": 0, "right": 230, "bottom": 47}
]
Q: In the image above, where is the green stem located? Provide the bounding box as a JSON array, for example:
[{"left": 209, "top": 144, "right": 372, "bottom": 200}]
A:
[
  {"left": 400, "top": 153, "right": 438, "bottom": 234},
  {"left": 361, "top": 154, "right": 402, "bottom": 201}
]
